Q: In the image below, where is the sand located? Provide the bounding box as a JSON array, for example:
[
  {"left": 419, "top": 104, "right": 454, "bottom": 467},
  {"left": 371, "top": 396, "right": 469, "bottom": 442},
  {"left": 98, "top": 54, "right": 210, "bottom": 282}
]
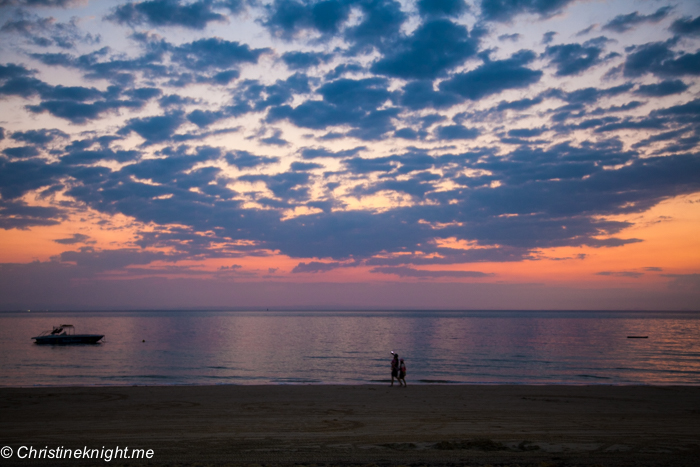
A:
[{"left": 1, "top": 385, "right": 699, "bottom": 466}]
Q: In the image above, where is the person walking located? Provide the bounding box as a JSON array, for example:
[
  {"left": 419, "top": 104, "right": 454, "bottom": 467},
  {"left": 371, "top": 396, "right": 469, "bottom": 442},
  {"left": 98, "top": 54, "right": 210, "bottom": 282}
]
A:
[
  {"left": 398, "top": 358, "right": 407, "bottom": 387},
  {"left": 390, "top": 352, "right": 399, "bottom": 386}
]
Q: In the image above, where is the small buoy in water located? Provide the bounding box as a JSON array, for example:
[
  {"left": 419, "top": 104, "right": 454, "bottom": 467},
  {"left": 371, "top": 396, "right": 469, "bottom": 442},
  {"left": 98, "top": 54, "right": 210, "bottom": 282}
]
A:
[
  {"left": 627, "top": 336, "right": 648, "bottom": 339},
  {"left": 142, "top": 339, "right": 145, "bottom": 342}
]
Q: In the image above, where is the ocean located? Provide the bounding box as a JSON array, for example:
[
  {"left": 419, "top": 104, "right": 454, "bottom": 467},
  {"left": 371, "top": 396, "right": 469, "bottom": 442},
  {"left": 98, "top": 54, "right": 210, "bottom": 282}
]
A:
[{"left": 1, "top": 310, "right": 698, "bottom": 386}]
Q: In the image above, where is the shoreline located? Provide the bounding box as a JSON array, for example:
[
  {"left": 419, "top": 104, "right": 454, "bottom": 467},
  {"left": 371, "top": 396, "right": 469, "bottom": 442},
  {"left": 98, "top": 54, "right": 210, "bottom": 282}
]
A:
[
  {"left": 2, "top": 384, "right": 699, "bottom": 466},
  {"left": 6, "top": 380, "right": 700, "bottom": 388}
]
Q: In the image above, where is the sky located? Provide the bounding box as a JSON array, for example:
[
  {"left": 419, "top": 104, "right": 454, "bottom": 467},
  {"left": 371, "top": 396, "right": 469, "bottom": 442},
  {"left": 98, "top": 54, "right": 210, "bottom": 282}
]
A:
[{"left": 0, "top": 0, "right": 699, "bottom": 311}]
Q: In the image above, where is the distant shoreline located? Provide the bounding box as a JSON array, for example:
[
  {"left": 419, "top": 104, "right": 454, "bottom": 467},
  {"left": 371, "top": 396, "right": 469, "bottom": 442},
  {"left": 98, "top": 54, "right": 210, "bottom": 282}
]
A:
[
  {"left": 3, "top": 308, "right": 700, "bottom": 313},
  {"left": 3, "top": 381, "right": 700, "bottom": 389}
]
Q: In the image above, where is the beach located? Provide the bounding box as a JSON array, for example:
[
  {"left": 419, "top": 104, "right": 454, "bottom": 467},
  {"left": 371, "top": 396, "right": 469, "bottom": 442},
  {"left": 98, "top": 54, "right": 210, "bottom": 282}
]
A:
[{"left": 2, "top": 385, "right": 699, "bottom": 466}]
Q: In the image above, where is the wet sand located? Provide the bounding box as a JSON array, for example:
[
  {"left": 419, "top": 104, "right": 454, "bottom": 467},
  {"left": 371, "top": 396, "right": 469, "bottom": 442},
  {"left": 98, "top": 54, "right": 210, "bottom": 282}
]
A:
[{"left": 1, "top": 385, "right": 699, "bottom": 466}]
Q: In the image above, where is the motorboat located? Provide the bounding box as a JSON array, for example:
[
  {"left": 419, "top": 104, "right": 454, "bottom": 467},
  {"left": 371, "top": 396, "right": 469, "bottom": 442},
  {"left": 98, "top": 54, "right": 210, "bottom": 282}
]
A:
[{"left": 32, "top": 324, "right": 104, "bottom": 345}]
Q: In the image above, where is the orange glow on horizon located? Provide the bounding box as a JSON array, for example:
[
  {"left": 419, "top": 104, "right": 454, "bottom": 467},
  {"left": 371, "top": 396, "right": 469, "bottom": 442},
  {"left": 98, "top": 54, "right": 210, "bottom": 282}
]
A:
[{"left": 1, "top": 193, "right": 699, "bottom": 288}]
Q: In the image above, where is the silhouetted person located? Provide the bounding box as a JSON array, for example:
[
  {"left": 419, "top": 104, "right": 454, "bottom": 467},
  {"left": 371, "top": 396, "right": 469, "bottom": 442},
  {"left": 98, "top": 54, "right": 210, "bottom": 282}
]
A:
[{"left": 391, "top": 352, "right": 399, "bottom": 386}]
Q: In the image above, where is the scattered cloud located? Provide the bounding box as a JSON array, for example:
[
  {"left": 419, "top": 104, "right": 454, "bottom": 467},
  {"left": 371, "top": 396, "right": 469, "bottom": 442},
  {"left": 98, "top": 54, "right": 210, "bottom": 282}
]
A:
[
  {"left": 106, "top": 0, "right": 230, "bottom": 30},
  {"left": 440, "top": 50, "right": 543, "bottom": 100},
  {"left": 480, "top": 0, "right": 577, "bottom": 23},
  {"left": 370, "top": 266, "right": 494, "bottom": 279},
  {"left": 670, "top": 15, "right": 700, "bottom": 36},
  {"left": 54, "top": 233, "right": 92, "bottom": 244},
  {"left": 596, "top": 270, "right": 644, "bottom": 278},
  {"left": 603, "top": 7, "right": 672, "bottom": 33}
]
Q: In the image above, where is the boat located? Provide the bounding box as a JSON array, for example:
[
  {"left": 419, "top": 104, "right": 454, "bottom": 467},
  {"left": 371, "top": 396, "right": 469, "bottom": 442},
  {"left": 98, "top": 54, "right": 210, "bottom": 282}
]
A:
[{"left": 32, "top": 324, "right": 104, "bottom": 345}]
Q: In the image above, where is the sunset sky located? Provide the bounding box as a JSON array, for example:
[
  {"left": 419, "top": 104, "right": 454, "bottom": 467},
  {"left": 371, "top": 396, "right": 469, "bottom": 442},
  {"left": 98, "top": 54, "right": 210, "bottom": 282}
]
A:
[{"left": 1, "top": 0, "right": 699, "bottom": 310}]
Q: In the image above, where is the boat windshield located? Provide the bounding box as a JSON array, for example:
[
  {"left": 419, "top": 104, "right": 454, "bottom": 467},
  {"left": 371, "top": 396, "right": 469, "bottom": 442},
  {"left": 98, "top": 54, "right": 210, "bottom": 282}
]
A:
[{"left": 50, "top": 325, "right": 75, "bottom": 335}]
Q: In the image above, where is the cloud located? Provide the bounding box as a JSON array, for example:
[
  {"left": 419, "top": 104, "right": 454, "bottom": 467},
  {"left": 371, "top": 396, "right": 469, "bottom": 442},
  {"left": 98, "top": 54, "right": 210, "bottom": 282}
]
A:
[
  {"left": 602, "top": 7, "right": 672, "bottom": 33},
  {"left": 0, "top": 68, "right": 50, "bottom": 98},
  {"left": 623, "top": 41, "right": 700, "bottom": 78},
  {"left": 592, "top": 116, "right": 666, "bottom": 134},
  {"left": 229, "top": 73, "right": 311, "bottom": 116},
  {"left": 0, "top": 158, "right": 66, "bottom": 200},
  {"left": 343, "top": 0, "right": 406, "bottom": 53},
  {"left": 596, "top": 270, "right": 644, "bottom": 278},
  {"left": 576, "top": 24, "right": 597, "bottom": 37},
  {"left": 300, "top": 146, "right": 365, "bottom": 159},
  {"left": 499, "top": 33, "right": 520, "bottom": 42},
  {"left": 394, "top": 128, "right": 425, "bottom": 140},
  {"left": 262, "top": 0, "right": 353, "bottom": 38},
  {"left": 507, "top": 127, "right": 546, "bottom": 138},
  {"left": 435, "top": 124, "right": 479, "bottom": 140},
  {"left": 118, "top": 112, "right": 186, "bottom": 144},
  {"left": 1, "top": 13, "right": 99, "bottom": 49},
  {"left": 292, "top": 261, "right": 345, "bottom": 273},
  {"left": 172, "top": 38, "right": 271, "bottom": 70},
  {"left": 635, "top": 79, "right": 688, "bottom": 97},
  {"left": 225, "top": 150, "right": 279, "bottom": 169},
  {"left": 320, "top": 76, "right": 393, "bottom": 110},
  {"left": 417, "top": 0, "right": 468, "bottom": 18},
  {"left": 440, "top": 50, "right": 542, "bottom": 100},
  {"left": 370, "top": 266, "right": 493, "bottom": 278},
  {"left": 651, "top": 98, "right": 700, "bottom": 125},
  {"left": 187, "top": 109, "right": 227, "bottom": 128},
  {"left": 0, "top": 63, "right": 33, "bottom": 80},
  {"left": 367, "top": 245, "right": 535, "bottom": 265},
  {"left": 662, "top": 273, "right": 700, "bottom": 291},
  {"left": 54, "top": 233, "right": 91, "bottom": 244},
  {"left": 30, "top": 51, "right": 137, "bottom": 86},
  {"left": 571, "top": 84, "right": 633, "bottom": 104},
  {"left": 60, "top": 147, "right": 141, "bottom": 166},
  {"left": 325, "top": 63, "right": 364, "bottom": 80},
  {"left": 343, "top": 155, "right": 397, "bottom": 174},
  {"left": 290, "top": 161, "right": 323, "bottom": 171},
  {"left": 496, "top": 96, "right": 543, "bottom": 111},
  {"left": 371, "top": 19, "right": 478, "bottom": 80},
  {"left": 3, "top": 146, "right": 41, "bottom": 159},
  {"left": 107, "top": 0, "right": 228, "bottom": 30},
  {"left": 670, "top": 15, "right": 700, "bottom": 37},
  {"left": 542, "top": 31, "right": 556, "bottom": 44},
  {"left": 239, "top": 171, "right": 311, "bottom": 201},
  {"left": 262, "top": 2, "right": 408, "bottom": 53},
  {"left": 159, "top": 94, "right": 197, "bottom": 108},
  {"left": 57, "top": 247, "right": 179, "bottom": 272},
  {"left": 11, "top": 128, "right": 69, "bottom": 145},
  {"left": 0, "top": 199, "right": 64, "bottom": 229},
  {"left": 543, "top": 38, "right": 608, "bottom": 76},
  {"left": 281, "top": 51, "right": 332, "bottom": 70},
  {"left": 121, "top": 145, "right": 223, "bottom": 184},
  {"left": 26, "top": 99, "right": 144, "bottom": 124},
  {"left": 1, "top": 66, "right": 162, "bottom": 123},
  {"left": 480, "top": 0, "right": 576, "bottom": 23},
  {"left": 631, "top": 129, "right": 692, "bottom": 150},
  {"left": 400, "top": 80, "right": 464, "bottom": 110},
  {"left": 356, "top": 176, "right": 437, "bottom": 198},
  {"left": 267, "top": 77, "right": 399, "bottom": 140},
  {"left": 260, "top": 128, "right": 289, "bottom": 146}
]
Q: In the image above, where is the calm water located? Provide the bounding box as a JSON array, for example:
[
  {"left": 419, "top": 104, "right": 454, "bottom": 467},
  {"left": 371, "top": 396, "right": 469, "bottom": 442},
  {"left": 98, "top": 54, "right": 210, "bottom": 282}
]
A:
[{"left": 0, "top": 310, "right": 699, "bottom": 386}]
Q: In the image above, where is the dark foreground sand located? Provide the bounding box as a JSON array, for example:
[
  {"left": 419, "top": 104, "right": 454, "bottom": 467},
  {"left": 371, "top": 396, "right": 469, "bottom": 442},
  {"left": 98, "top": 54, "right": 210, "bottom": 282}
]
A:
[{"left": 1, "top": 385, "right": 699, "bottom": 466}]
